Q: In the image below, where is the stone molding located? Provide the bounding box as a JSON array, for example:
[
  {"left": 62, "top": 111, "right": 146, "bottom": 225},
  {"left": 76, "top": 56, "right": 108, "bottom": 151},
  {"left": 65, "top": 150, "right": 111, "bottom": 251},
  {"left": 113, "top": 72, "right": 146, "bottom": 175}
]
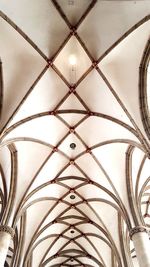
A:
[
  {"left": 0, "top": 225, "right": 15, "bottom": 238},
  {"left": 130, "top": 226, "right": 149, "bottom": 239}
]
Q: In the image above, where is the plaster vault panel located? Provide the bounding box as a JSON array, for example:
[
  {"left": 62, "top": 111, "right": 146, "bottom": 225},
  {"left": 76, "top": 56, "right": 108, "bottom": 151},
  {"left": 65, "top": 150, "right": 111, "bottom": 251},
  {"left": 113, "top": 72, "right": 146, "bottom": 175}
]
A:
[{"left": 0, "top": 1, "right": 150, "bottom": 267}]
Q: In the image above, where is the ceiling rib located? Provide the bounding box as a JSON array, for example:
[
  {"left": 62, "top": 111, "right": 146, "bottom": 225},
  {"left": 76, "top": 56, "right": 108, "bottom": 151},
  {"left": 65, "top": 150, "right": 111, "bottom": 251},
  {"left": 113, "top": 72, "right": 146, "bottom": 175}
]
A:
[{"left": 0, "top": 0, "right": 150, "bottom": 266}]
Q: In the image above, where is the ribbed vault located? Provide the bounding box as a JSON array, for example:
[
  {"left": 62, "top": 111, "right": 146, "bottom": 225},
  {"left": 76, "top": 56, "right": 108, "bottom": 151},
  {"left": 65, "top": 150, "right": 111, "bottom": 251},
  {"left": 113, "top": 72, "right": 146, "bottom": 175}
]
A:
[{"left": 0, "top": 1, "right": 150, "bottom": 266}]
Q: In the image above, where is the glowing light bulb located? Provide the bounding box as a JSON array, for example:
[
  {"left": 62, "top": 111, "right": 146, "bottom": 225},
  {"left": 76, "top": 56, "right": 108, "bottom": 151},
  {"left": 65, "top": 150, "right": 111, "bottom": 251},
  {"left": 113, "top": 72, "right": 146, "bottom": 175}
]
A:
[
  {"left": 69, "top": 54, "right": 77, "bottom": 85},
  {"left": 69, "top": 54, "right": 77, "bottom": 66}
]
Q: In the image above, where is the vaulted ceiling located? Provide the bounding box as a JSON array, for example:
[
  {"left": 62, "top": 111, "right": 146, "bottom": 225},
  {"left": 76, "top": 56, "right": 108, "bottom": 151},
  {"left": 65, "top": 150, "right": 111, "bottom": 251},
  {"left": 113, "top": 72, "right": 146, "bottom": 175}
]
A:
[{"left": 0, "top": 1, "right": 150, "bottom": 266}]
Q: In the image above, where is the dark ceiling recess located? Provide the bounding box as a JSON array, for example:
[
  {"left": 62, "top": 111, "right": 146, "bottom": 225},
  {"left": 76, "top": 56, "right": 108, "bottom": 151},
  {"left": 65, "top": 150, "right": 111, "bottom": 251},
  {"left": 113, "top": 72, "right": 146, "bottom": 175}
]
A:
[
  {"left": 70, "top": 143, "right": 76, "bottom": 149},
  {"left": 70, "top": 194, "right": 76, "bottom": 199}
]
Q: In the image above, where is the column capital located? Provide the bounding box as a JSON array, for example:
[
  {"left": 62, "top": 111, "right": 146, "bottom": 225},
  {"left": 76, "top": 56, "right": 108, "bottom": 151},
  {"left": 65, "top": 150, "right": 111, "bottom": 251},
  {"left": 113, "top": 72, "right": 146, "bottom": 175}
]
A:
[
  {"left": 130, "top": 226, "right": 149, "bottom": 239},
  {"left": 0, "top": 225, "right": 15, "bottom": 238}
]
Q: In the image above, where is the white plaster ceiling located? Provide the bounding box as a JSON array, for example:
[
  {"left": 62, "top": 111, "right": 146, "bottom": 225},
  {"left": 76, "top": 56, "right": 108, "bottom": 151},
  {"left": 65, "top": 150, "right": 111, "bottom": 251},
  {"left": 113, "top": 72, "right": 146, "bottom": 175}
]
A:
[{"left": 0, "top": 1, "right": 150, "bottom": 267}]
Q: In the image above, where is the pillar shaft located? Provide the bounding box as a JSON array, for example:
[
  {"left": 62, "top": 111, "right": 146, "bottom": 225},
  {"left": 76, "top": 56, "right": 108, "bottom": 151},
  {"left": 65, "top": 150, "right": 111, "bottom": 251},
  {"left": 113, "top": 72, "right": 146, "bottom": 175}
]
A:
[
  {"left": 0, "top": 225, "right": 14, "bottom": 267},
  {"left": 130, "top": 226, "right": 150, "bottom": 267}
]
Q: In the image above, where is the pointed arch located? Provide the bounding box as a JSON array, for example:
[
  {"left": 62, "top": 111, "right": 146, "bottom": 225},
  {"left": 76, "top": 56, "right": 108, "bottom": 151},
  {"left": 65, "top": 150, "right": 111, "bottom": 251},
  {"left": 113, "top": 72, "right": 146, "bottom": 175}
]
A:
[{"left": 139, "top": 39, "right": 150, "bottom": 139}]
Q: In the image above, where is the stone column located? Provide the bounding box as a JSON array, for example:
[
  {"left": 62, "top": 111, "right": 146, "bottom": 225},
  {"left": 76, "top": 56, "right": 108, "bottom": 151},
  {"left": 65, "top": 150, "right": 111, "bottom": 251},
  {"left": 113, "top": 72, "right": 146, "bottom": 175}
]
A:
[
  {"left": 130, "top": 226, "right": 150, "bottom": 267},
  {"left": 0, "top": 225, "right": 15, "bottom": 267}
]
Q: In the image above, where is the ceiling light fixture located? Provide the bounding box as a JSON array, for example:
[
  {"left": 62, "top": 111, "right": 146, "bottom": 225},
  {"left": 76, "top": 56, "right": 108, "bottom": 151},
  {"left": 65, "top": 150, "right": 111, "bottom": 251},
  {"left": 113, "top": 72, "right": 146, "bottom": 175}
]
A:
[
  {"left": 69, "top": 54, "right": 77, "bottom": 85},
  {"left": 70, "top": 143, "right": 76, "bottom": 149},
  {"left": 70, "top": 194, "right": 76, "bottom": 199},
  {"left": 69, "top": 54, "right": 77, "bottom": 66}
]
